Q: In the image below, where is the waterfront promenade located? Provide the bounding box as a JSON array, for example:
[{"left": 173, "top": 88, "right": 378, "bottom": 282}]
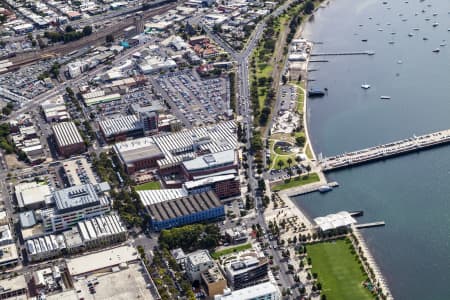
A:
[
  {"left": 319, "top": 129, "right": 450, "bottom": 171},
  {"left": 351, "top": 225, "right": 393, "bottom": 300}
]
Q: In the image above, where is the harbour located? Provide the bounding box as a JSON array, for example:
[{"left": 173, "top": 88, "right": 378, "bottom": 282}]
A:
[{"left": 294, "top": 0, "right": 450, "bottom": 298}]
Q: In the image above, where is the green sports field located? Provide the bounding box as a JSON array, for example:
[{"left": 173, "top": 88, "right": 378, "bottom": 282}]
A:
[{"left": 306, "top": 239, "right": 374, "bottom": 300}]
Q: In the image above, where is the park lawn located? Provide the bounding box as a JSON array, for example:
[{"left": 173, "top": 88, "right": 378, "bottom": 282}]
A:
[
  {"left": 134, "top": 181, "right": 161, "bottom": 191},
  {"left": 272, "top": 172, "right": 319, "bottom": 191},
  {"left": 272, "top": 154, "right": 297, "bottom": 170},
  {"left": 307, "top": 239, "right": 374, "bottom": 300},
  {"left": 305, "top": 143, "right": 314, "bottom": 159},
  {"left": 211, "top": 243, "right": 252, "bottom": 259}
]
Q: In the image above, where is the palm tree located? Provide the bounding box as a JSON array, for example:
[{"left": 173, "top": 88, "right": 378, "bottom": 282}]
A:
[
  {"left": 277, "top": 160, "right": 284, "bottom": 170},
  {"left": 287, "top": 157, "right": 293, "bottom": 168}
]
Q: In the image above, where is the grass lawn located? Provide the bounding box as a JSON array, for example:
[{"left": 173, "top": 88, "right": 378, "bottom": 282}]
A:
[
  {"left": 134, "top": 181, "right": 161, "bottom": 191},
  {"left": 272, "top": 172, "right": 319, "bottom": 191},
  {"left": 211, "top": 243, "right": 252, "bottom": 259},
  {"left": 306, "top": 239, "right": 374, "bottom": 300},
  {"left": 305, "top": 143, "right": 314, "bottom": 159}
]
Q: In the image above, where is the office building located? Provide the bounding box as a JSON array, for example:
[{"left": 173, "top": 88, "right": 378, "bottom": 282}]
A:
[
  {"left": 41, "top": 183, "right": 111, "bottom": 232},
  {"left": 0, "top": 275, "right": 28, "bottom": 299},
  {"left": 224, "top": 256, "right": 269, "bottom": 290},
  {"left": 185, "top": 250, "right": 214, "bottom": 282},
  {"left": 201, "top": 265, "right": 228, "bottom": 297},
  {"left": 52, "top": 122, "right": 86, "bottom": 157},
  {"left": 25, "top": 234, "right": 66, "bottom": 262}
]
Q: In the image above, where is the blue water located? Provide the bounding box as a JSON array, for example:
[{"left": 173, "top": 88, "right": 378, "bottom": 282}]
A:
[{"left": 294, "top": 0, "right": 450, "bottom": 299}]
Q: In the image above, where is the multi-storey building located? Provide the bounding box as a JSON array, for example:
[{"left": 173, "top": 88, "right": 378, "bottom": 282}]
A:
[
  {"left": 52, "top": 121, "right": 86, "bottom": 157},
  {"left": 41, "top": 183, "right": 111, "bottom": 232}
]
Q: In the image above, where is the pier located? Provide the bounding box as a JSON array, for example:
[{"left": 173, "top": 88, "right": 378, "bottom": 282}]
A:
[
  {"left": 311, "top": 50, "right": 374, "bottom": 56},
  {"left": 309, "top": 59, "right": 329, "bottom": 62},
  {"left": 355, "top": 221, "right": 385, "bottom": 229},
  {"left": 281, "top": 181, "right": 339, "bottom": 197},
  {"left": 320, "top": 129, "right": 450, "bottom": 171}
]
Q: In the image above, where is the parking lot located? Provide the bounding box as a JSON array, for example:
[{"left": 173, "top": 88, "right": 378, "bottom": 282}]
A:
[
  {"left": 152, "top": 70, "right": 230, "bottom": 127},
  {"left": 279, "top": 85, "right": 297, "bottom": 112},
  {"left": 0, "top": 59, "right": 57, "bottom": 100}
]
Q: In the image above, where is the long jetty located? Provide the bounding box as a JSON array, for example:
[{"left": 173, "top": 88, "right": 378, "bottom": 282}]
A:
[
  {"left": 320, "top": 129, "right": 450, "bottom": 171},
  {"left": 311, "top": 50, "right": 374, "bottom": 56}
]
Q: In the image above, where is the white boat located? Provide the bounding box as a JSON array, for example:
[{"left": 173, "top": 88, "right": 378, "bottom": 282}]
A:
[
  {"left": 432, "top": 48, "right": 440, "bottom": 53},
  {"left": 440, "top": 43, "right": 447, "bottom": 47},
  {"left": 432, "top": 22, "right": 439, "bottom": 27},
  {"left": 397, "top": 60, "right": 403, "bottom": 64},
  {"left": 361, "top": 84, "right": 371, "bottom": 89},
  {"left": 366, "top": 50, "right": 375, "bottom": 55},
  {"left": 412, "top": 28, "right": 420, "bottom": 31},
  {"left": 408, "top": 33, "right": 414, "bottom": 37},
  {"left": 425, "top": 18, "right": 430, "bottom": 21},
  {"left": 318, "top": 185, "right": 332, "bottom": 193},
  {"left": 380, "top": 96, "right": 391, "bottom": 100}
]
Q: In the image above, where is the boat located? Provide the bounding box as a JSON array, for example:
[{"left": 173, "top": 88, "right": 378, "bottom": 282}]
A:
[
  {"left": 433, "top": 13, "right": 438, "bottom": 16},
  {"left": 440, "top": 43, "right": 447, "bottom": 47},
  {"left": 390, "top": 32, "right": 396, "bottom": 35},
  {"left": 425, "top": 18, "right": 430, "bottom": 21},
  {"left": 377, "top": 28, "right": 383, "bottom": 31},
  {"left": 432, "top": 48, "right": 440, "bottom": 53},
  {"left": 380, "top": 96, "right": 391, "bottom": 100},
  {"left": 308, "top": 89, "right": 326, "bottom": 97},
  {"left": 423, "top": 37, "right": 428, "bottom": 40},
  {"left": 361, "top": 84, "right": 371, "bottom": 89},
  {"left": 366, "top": 50, "right": 375, "bottom": 55},
  {"left": 388, "top": 41, "right": 395, "bottom": 44},
  {"left": 397, "top": 60, "right": 403, "bottom": 64},
  {"left": 318, "top": 185, "right": 332, "bottom": 193},
  {"left": 432, "top": 22, "right": 439, "bottom": 27},
  {"left": 412, "top": 28, "right": 420, "bottom": 31},
  {"left": 408, "top": 33, "right": 414, "bottom": 37},
  {"left": 361, "top": 39, "right": 368, "bottom": 42}
]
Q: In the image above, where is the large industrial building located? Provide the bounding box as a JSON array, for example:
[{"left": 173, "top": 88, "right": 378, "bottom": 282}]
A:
[
  {"left": 113, "top": 121, "right": 240, "bottom": 196},
  {"left": 52, "top": 121, "right": 86, "bottom": 157},
  {"left": 26, "top": 214, "right": 127, "bottom": 261},
  {"left": 139, "top": 190, "right": 225, "bottom": 231},
  {"left": 98, "top": 115, "right": 144, "bottom": 142},
  {"left": 41, "top": 183, "right": 111, "bottom": 232},
  {"left": 113, "top": 120, "right": 237, "bottom": 174}
]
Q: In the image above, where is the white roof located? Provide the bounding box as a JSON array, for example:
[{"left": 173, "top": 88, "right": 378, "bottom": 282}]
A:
[
  {"left": 184, "top": 174, "right": 236, "bottom": 190},
  {"left": 137, "top": 189, "right": 188, "bottom": 207},
  {"left": 215, "top": 282, "right": 280, "bottom": 300},
  {"left": 314, "top": 211, "right": 357, "bottom": 231},
  {"left": 52, "top": 122, "right": 83, "bottom": 147},
  {"left": 15, "top": 182, "right": 51, "bottom": 208},
  {"left": 66, "top": 245, "right": 138, "bottom": 275}
]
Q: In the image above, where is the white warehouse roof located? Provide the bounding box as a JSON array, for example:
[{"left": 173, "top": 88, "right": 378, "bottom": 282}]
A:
[{"left": 314, "top": 211, "right": 356, "bottom": 231}]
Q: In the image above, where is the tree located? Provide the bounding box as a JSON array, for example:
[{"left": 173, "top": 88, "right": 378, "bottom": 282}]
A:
[
  {"left": 277, "top": 160, "right": 284, "bottom": 170},
  {"left": 287, "top": 157, "right": 293, "bottom": 168},
  {"left": 82, "top": 25, "right": 92, "bottom": 36},
  {"left": 304, "top": 1, "right": 315, "bottom": 14},
  {"left": 106, "top": 34, "right": 115, "bottom": 44},
  {"left": 295, "top": 136, "right": 306, "bottom": 147},
  {"left": 65, "top": 25, "right": 74, "bottom": 33}
]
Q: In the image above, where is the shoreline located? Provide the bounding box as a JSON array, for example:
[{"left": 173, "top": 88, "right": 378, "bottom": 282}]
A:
[{"left": 274, "top": 4, "right": 394, "bottom": 299}]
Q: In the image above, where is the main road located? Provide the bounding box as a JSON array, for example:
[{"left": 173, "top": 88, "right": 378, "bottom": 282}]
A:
[{"left": 217, "top": 0, "right": 301, "bottom": 297}]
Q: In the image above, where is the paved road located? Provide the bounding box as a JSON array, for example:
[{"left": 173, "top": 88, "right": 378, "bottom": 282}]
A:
[{"left": 223, "top": 0, "right": 300, "bottom": 297}]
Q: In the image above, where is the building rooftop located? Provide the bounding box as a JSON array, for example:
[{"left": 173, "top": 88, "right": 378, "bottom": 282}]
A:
[
  {"left": 53, "top": 183, "right": 100, "bottom": 213},
  {"left": 214, "top": 282, "right": 279, "bottom": 300},
  {"left": 146, "top": 191, "right": 222, "bottom": 222},
  {"left": 187, "top": 249, "right": 213, "bottom": 267},
  {"left": 0, "top": 275, "right": 27, "bottom": 295},
  {"left": 15, "top": 182, "right": 51, "bottom": 208},
  {"left": 182, "top": 149, "right": 236, "bottom": 171},
  {"left": 99, "top": 115, "right": 143, "bottom": 138},
  {"left": 314, "top": 211, "right": 357, "bottom": 231},
  {"left": 65, "top": 245, "right": 139, "bottom": 276},
  {"left": 114, "top": 137, "right": 164, "bottom": 165},
  {"left": 77, "top": 214, "right": 126, "bottom": 242},
  {"left": 52, "top": 121, "right": 83, "bottom": 147},
  {"left": 137, "top": 188, "right": 187, "bottom": 207},
  {"left": 184, "top": 174, "right": 236, "bottom": 190},
  {"left": 25, "top": 235, "right": 65, "bottom": 256}
]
